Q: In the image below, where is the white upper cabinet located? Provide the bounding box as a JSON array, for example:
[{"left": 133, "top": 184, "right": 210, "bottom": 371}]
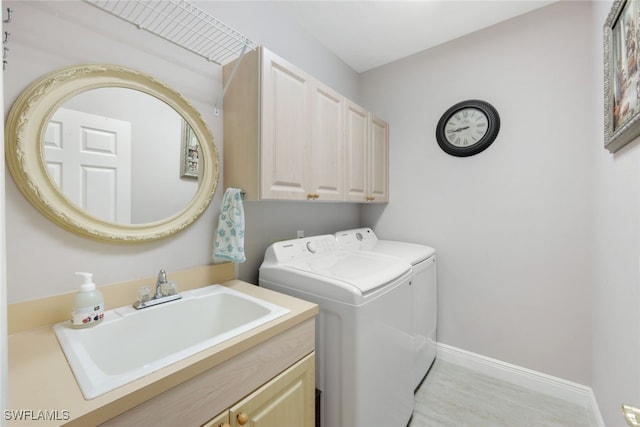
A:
[
  {"left": 260, "top": 49, "right": 313, "bottom": 200},
  {"left": 223, "top": 46, "right": 387, "bottom": 203},
  {"left": 368, "top": 114, "right": 389, "bottom": 203},
  {"left": 345, "top": 102, "right": 389, "bottom": 203},
  {"left": 310, "top": 82, "right": 345, "bottom": 201},
  {"left": 345, "top": 100, "right": 369, "bottom": 202}
]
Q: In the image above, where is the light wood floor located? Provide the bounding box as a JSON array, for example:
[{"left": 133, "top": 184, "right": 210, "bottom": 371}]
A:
[{"left": 409, "top": 360, "right": 598, "bottom": 427}]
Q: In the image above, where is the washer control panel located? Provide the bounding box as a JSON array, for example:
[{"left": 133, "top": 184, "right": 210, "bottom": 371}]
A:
[
  {"left": 334, "top": 227, "right": 378, "bottom": 250},
  {"left": 270, "top": 235, "right": 339, "bottom": 261}
]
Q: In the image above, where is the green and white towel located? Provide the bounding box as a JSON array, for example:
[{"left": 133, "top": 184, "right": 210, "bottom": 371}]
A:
[{"left": 213, "top": 188, "right": 246, "bottom": 263}]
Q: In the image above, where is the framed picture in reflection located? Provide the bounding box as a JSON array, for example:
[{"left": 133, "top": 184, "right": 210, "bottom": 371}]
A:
[{"left": 180, "top": 120, "right": 199, "bottom": 179}]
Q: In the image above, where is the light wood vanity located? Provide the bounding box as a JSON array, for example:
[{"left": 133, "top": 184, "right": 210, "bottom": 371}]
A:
[{"left": 7, "top": 265, "right": 318, "bottom": 426}]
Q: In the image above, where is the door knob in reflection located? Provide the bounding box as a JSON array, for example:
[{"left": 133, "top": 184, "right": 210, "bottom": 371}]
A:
[{"left": 623, "top": 404, "right": 640, "bottom": 426}]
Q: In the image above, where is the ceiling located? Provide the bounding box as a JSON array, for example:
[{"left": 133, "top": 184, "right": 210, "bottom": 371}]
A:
[{"left": 278, "top": 1, "right": 557, "bottom": 73}]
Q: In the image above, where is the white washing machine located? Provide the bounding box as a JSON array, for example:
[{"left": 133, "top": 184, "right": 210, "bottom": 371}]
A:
[
  {"left": 335, "top": 228, "right": 437, "bottom": 390},
  {"left": 259, "top": 234, "right": 414, "bottom": 427}
]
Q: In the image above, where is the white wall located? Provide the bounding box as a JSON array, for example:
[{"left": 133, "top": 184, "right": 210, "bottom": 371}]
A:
[
  {"left": 4, "top": 0, "right": 359, "bottom": 302},
  {"left": 361, "top": 1, "right": 595, "bottom": 388},
  {"left": 202, "top": 1, "right": 359, "bottom": 101},
  {"left": 590, "top": 1, "right": 640, "bottom": 424}
]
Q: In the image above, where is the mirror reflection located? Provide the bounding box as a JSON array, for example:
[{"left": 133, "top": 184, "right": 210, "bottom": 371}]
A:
[{"left": 44, "top": 88, "right": 199, "bottom": 225}]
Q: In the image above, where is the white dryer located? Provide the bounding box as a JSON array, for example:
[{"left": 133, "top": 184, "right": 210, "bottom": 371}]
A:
[
  {"left": 335, "top": 228, "right": 437, "bottom": 390},
  {"left": 259, "top": 235, "right": 414, "bottom": 427}
]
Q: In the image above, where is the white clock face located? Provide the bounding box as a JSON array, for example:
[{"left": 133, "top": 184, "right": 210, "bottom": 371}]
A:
[{"left": 444, "top": 107, "right": 489, "bottom": 147}]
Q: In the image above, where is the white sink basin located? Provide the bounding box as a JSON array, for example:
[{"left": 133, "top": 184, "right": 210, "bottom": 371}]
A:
[{"left": 53, "top": 284, "right": 290, "bottom": 400}]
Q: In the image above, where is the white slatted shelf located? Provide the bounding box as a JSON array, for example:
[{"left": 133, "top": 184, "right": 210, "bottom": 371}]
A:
[{"left": 83, "top": 0, "right": 257, "bottom": 66}]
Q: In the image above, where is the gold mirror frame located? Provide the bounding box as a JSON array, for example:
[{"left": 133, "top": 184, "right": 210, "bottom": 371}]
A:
[{"left": 5, "top": 64, "right": 219, "bottom": 243}]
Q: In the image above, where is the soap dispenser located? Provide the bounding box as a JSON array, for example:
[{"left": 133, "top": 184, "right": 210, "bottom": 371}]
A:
[{"left": 71, "top": 272, "right": 104, "bottom": 328}]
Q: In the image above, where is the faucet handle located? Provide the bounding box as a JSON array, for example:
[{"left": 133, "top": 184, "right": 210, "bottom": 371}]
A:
[
  {"left": 157, "top": 269, "right": 168, "bottom": 284},
  {"left": 137, "top": 286, "right": 151, "bottom": 304},
  {"left": 166, "top": 281, "right": 178, "bottom": 296}
]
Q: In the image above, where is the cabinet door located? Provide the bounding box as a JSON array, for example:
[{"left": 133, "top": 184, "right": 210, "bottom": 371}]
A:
[
  {"left": 202, "top": 411, "right": 230, "bottom": 427},
  {"left": 368, "top": 114, "right": 389, "bottom": 203},
  {"left": 311, "top": 82, "right": 344, "bottom": 201},
  {"left": 344, "top": 100, "right": 369, "bottom": 202},
  {"left": 260, "top": 49, "right": 312, "bottom": 200},
  {"left": 229, "top": 353, "right": 315, "bottom": 427}
]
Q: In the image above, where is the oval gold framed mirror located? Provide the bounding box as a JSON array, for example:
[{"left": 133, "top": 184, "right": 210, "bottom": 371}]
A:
[{"left": 5, "top": 64, "right": 219, "bottom": 243}]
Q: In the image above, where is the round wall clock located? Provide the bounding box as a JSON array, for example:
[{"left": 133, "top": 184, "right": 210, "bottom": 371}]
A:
[{"left": 435, "top": 99, "right": 500, "bottom": 157}]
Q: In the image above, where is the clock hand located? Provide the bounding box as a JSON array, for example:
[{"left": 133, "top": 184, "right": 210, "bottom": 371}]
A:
[{"left": 446, "top": 126, "right": 471, "bottom": 133}]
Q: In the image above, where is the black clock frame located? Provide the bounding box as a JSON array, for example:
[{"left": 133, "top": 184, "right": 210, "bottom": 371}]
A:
[{"left": 435, "top": 99, "right": 500, "bottom": 157}]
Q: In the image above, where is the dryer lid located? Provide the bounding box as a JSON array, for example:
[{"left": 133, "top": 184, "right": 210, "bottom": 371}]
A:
[
  {"left": 335, "top": 228, "right": 435, "bottom": 265},
  {"left": 371, "top": 241, "right": 435, "bottom": 265},
  {"left": 285, "top": 251, "right": 410, "bottom": 293}
]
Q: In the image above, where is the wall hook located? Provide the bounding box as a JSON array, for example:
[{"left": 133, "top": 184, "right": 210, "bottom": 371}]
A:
[
  {"left": 3, "top": 8, "right": 12, "bottom": 24},
  {"left": 3, "top": 31, "right": 8, "bottom": 70}
]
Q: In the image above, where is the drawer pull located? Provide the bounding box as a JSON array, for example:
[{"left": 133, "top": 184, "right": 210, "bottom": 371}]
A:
[{"left": 237, "top": 412, "right": 249, "bottom": 425}]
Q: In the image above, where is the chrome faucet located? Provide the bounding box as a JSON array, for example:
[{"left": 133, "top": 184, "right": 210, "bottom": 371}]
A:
[
  {"left": 155, "top": 269, "right": 168, "bottom": 299},
  {"left": 133, "top": 269, "right": 182, "bottom": 310}
]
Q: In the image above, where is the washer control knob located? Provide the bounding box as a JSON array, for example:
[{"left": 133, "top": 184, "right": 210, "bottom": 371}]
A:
[
  {"left": 356, "top": 232, "right": 363, "bottom": 241},
  {"left": 306, "top": 241, "right": 317, "bottom": 253}
]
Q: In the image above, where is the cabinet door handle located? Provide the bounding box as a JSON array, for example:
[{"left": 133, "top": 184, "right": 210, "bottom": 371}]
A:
[
  {"left": 306, "top": 193, "right": 320, "bottom": 200},
  {"left": 366, "top": 195, "right": 375, "bottom": 201},
  {"left": 237, "top": 412, "right": 249, "bottom": 425}
]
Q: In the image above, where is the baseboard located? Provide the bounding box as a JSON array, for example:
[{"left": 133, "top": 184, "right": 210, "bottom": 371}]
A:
[{"left": 436, "top": 343, "right": 605, "bottom": 427}]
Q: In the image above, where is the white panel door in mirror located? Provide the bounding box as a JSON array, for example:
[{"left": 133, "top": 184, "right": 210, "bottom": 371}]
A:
[{"left": 44, "top": 108, "right": 132, "bottom": 223}]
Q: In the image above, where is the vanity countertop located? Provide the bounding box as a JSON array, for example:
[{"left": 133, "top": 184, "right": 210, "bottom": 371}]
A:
[{"left": 7, "top": 280, "right": 318, "bottom": 426}]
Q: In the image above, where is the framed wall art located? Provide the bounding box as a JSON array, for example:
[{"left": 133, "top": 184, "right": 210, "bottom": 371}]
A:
[{"left": 604, "top": 0, "right": 640, "bottom": 153}]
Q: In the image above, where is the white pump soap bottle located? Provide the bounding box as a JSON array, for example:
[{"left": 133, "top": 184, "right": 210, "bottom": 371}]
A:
[{"left": 71, "top": 272, "right": 104, "bottom": 328}]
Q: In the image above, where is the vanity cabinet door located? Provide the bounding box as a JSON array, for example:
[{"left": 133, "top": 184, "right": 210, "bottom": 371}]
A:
[{"left": 229, "top": 353, "right": 315, "bottom": 427}]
